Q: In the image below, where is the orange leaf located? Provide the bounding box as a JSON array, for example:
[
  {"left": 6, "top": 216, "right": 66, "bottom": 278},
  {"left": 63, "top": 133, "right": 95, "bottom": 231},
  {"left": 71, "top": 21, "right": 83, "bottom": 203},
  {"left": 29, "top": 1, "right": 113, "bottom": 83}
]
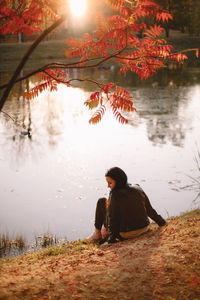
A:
[
  {"left": 89, "top": 105, "right": 106, "bottom": 124},
  {"left": 101, "top": 83, "right": 113, "bottom": 94}
]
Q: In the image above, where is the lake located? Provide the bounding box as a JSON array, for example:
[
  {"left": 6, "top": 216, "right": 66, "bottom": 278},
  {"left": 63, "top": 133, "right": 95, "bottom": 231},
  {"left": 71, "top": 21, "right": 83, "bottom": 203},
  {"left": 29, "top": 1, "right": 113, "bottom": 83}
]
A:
[{"left": 0, "top": 66, "right": 200, "bottom": 242}]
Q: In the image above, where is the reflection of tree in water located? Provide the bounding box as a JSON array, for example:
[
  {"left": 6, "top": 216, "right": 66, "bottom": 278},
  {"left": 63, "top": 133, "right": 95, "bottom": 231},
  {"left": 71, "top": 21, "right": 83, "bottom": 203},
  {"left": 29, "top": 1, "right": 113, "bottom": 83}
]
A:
[
  {"left": 0, "top": 73, "right": 64, "bottom": 162},
  {"left": 133, "top": 88, "right": 191, "bottom": 147},
  {"left": 146, "top": 118, "right": 185, "bottom": 147},
  {"left": 63, "top": 67, "right": 198, "bottom": 148},
  {"left": 65, "top": 67, "right": 199, "bottom": 146},
  {"left": 43, "top": 92, "right": 64, "bottom": 147},
  {"left": 0, "top": 71, "right": 32, "bottom": 136},
  {"left": 0, "top": 75, "right": 32, "bottom": 163}
]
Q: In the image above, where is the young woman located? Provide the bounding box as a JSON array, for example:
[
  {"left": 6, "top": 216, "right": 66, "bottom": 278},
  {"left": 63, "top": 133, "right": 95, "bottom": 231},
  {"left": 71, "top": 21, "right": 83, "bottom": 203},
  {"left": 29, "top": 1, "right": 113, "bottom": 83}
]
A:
[{"left": 89, "top": 167, "right": 166, "bottom": 243}]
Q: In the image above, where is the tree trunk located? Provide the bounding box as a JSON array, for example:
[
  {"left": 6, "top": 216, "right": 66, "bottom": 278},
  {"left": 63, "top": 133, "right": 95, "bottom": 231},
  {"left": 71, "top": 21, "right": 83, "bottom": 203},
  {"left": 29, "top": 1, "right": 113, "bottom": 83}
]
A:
[
  {"left": 181, "top": 26, "right": 185, "bottom": 34},
  {"left": 18, "top": 32, "right": 22, "bottom": 43},
  {"left": 165, "top": 28, "right": 169, "bottom": 38}
]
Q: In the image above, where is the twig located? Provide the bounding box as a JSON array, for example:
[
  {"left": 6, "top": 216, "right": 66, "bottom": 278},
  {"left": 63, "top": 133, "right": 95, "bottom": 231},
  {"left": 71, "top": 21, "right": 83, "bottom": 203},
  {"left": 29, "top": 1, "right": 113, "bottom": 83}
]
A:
[
  {"left": 0, "top": 110, "right": 15, "bottom": 122},
  {"left": 43, "top": 70, "right": 103, "bottom": 89}
]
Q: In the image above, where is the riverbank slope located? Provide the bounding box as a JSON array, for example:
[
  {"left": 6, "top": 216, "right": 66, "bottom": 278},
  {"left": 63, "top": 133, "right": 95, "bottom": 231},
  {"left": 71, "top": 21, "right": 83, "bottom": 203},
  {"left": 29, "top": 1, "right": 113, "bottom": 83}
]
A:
[{"left": 0, "top": 209, "right": 200, "bottom": 300}]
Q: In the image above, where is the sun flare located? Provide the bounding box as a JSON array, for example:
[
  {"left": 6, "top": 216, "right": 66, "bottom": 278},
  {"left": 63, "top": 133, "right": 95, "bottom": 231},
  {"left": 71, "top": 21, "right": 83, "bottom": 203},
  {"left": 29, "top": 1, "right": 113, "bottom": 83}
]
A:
[{"left": 68, "top": 0, "right": 86, "bottom": 17}]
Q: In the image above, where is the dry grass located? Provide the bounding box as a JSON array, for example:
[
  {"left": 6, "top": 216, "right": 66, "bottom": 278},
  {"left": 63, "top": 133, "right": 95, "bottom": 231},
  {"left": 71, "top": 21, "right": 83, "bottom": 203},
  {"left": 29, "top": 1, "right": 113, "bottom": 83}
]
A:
[
  {"left": 0, "top": 209, "right": 200, "bottom": 300},
  {"left": 0, "top": 234, "right": 27, "bottom": 258}
]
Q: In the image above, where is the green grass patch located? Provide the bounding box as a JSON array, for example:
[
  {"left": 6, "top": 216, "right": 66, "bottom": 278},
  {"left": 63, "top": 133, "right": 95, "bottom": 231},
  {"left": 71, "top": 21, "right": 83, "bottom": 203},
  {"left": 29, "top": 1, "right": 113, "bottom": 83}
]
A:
[{"left": 36, "top": 239, "right": 98, "bottom": 258}]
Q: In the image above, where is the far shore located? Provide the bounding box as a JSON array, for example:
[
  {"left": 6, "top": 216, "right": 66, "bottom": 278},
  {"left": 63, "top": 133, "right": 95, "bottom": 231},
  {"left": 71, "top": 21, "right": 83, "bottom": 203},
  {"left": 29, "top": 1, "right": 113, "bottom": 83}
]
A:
[{"left": 0, "top": 31, "right": 200, "bottom": 72}]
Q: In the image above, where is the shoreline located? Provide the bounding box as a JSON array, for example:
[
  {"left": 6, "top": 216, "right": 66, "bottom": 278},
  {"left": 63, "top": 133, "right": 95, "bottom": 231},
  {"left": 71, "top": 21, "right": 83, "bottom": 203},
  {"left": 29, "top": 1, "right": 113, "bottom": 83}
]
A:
[
  {"left": 1, "top": 205, "right": 198, "bottom": 259},
  {"left": 0, "top": 208, "right": 199, "bottom": 299}
]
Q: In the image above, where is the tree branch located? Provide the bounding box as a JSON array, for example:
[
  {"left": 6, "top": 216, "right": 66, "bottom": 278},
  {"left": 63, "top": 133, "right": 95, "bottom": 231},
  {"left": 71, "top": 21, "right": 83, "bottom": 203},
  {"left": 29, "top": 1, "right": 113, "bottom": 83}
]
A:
[
  {"left": 1, "top": 45, "right": 196, "bottom": 91},
  {"left": 0, "top": 48, "right": 127, "bottom": 90},
  {"left": 0, "top": 110, "right": 15, "bottom": 122},
  {"left": 0, "top": 13, "right": 68, "bottom": 111},
  {"left": 44, "top": 70, "right": 103, "bottom": 89}
]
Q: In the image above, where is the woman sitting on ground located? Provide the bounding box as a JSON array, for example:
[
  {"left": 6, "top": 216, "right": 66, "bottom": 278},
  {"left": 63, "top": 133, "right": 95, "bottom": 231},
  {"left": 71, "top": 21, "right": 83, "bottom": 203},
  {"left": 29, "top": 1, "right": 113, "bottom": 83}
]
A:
[{"left": 89, "top": 167, "right": 166, "bottom": 243}]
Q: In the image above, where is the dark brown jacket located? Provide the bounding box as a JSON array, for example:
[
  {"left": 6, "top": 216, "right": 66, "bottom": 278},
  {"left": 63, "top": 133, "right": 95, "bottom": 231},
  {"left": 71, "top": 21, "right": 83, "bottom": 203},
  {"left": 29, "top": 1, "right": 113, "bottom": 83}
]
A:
[{"left": 108, "top": 184, "right": 166, "bottom": 237}]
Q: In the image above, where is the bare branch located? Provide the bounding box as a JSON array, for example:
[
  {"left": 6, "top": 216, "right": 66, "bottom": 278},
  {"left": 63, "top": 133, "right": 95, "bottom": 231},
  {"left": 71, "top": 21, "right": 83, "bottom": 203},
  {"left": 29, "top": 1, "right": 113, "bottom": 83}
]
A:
[
  {"left": 0, "top": 110, "right": 15, "bottom": 122},
  {"left": 44, "top": 70, "right": 103, "bottom": 89}
]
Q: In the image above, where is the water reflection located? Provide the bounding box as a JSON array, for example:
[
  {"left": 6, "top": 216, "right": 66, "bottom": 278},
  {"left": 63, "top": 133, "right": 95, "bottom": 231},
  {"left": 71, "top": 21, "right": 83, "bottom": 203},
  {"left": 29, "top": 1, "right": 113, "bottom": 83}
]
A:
[
  {"left": 0, "top": 68, "right": 200, "bottom": 242},
  {"left": 131, "top": 87, "right": 197, "bottom": 147}
]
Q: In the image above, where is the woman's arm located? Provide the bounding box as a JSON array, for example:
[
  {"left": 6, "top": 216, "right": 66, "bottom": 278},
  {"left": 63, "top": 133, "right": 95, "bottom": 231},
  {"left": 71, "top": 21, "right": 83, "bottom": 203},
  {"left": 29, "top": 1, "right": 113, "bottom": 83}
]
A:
[
  {"left": 134, "top": 185, "right": 166, "bottom": 226},
  {"left": 143, "top": 192, "right": 166, "bottom": 226}
]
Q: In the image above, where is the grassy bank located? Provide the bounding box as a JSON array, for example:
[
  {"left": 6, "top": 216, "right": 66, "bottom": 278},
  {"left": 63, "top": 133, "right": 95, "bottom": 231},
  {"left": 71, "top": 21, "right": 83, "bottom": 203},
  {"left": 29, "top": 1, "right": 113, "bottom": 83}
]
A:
[
  {"left": 0, "top": 32, "right": 200, "bottom": 72},
  {"left": 0, "top": 209, "right": 199, "bottom": 299}
]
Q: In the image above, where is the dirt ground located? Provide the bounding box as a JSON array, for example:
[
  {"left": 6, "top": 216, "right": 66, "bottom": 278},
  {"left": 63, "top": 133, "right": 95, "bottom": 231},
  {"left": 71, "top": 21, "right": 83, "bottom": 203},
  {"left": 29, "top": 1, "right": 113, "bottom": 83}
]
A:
[{"left": 0, "top": 210, "right": 200, "bottom": 300}]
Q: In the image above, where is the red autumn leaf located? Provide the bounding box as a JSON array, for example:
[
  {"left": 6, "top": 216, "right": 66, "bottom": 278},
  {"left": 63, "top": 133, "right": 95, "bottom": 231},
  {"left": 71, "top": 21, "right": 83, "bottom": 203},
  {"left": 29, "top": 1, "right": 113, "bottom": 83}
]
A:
[{"left": 101, "top": 83, "right": 113, "bottom": 94}]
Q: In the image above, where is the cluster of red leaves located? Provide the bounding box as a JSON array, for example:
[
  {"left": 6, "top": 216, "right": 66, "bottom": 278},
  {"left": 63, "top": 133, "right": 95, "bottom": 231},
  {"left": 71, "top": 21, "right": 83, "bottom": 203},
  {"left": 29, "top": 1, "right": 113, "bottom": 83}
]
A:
[
  {"left": 23, "top": 80, "right": 57, "bottom": 99},
  {"left": 0, "top": 0, "right": 62, "bottom": 35},
  {"left": 85, "top": 83, "right": 136, "bottom": 124},
  {"left": 23, "top": 69, "right": 68, "bottom": 99},
  {"left": 65, "top": 0, "right": 178, "bottom": 81}
]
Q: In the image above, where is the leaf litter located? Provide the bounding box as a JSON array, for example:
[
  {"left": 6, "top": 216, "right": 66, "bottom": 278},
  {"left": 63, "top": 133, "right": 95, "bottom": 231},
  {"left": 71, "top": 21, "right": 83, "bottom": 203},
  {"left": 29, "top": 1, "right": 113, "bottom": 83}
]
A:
[{"left": 0, "top": 210, "right": 199, "bottom": 300}]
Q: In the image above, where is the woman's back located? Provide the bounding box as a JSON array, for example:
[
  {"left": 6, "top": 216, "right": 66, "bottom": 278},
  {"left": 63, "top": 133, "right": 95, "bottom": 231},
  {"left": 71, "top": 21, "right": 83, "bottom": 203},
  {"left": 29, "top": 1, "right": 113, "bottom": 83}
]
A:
[{"left": 109, "top": 185, "right": 150, "bottom": 232}]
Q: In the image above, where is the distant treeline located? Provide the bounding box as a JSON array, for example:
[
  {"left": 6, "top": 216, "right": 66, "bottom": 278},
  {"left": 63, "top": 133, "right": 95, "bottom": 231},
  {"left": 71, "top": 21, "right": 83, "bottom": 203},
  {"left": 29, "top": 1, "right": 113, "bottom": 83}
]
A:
[{"left": 156, "top": 0, "right": 200, "bottom": 37}]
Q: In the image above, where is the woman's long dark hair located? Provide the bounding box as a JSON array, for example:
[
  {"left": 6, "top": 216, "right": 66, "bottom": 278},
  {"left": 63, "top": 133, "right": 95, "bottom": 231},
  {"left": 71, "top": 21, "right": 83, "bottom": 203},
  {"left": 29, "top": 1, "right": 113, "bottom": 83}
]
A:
[{"left": 105, "top": 167, "right": 128, "bottom": 189}]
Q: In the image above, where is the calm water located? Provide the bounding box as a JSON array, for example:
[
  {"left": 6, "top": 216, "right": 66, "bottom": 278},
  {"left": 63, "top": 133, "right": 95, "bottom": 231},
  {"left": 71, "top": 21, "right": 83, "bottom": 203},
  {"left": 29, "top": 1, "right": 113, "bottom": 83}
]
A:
[{"left": 0, "top": 67, "right": 200, "bottom": 242}]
